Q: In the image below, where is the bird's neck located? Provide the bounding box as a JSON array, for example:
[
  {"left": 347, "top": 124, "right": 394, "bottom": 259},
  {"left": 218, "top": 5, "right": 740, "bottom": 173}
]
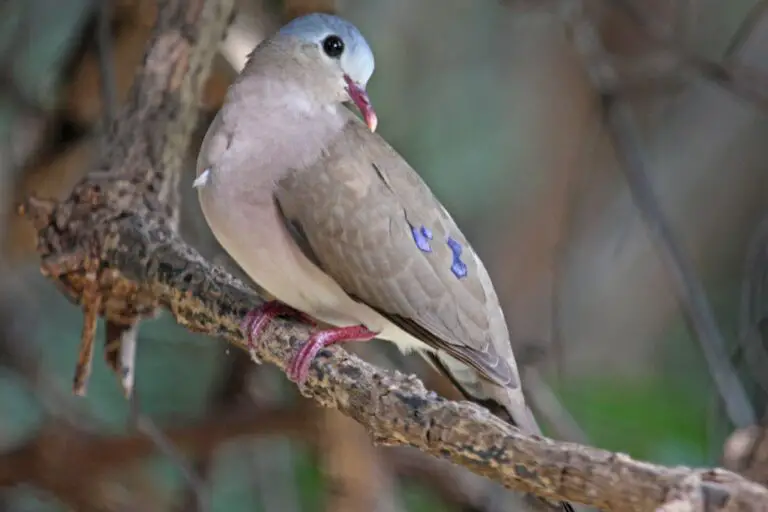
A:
[{"left": 222, "top": 77, "right": 347, "bottom": 180}]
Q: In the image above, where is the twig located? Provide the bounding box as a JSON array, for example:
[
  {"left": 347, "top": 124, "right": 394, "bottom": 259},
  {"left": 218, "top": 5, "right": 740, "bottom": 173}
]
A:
[
  {"left": 73, "top": 260, "right": 102, "bottom": 396},
  {"left": 104, "top": 320, "right": 140, "bottom": 396}
]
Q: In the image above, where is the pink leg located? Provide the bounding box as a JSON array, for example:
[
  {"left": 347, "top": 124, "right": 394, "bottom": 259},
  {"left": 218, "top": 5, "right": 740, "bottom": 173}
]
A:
[
  {"left": 241, "top": 301, "right": 316, "bottom": 359},
  {"left": 288, "top": 325, "right": 377, "bottom": 384}
]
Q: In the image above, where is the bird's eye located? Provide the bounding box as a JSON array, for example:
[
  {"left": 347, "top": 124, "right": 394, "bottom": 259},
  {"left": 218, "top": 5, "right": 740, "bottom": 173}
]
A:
[{"left": 322, "top": 35, "right": 344, "bottom": 58}]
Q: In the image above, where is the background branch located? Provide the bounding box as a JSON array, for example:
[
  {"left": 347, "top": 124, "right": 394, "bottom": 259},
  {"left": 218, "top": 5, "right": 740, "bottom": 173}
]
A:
[{"left": 561, "top": 0, "right": 756, "bottom": 429}]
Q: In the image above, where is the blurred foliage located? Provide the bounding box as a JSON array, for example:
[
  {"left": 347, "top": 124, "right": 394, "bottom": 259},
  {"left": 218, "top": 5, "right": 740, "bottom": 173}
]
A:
[{"left": 0, "top": 0, "right": 93, "bottom": 142}]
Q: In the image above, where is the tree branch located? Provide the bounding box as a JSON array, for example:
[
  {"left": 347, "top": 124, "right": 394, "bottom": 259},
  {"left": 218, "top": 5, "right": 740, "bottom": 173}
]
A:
[{"left": 18, "top": 0, "right": 768, "bottom": 510}]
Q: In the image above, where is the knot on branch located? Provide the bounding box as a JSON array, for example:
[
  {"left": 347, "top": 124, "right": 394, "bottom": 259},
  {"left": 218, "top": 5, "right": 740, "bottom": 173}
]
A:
[{"left": 20, "top": 185, "right": 161, "bottom": 396}]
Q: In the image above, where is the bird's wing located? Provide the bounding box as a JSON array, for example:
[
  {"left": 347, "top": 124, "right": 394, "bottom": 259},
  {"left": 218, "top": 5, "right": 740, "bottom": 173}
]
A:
[{"left": 275, "top": 115, "right": 518, "bottom": 389}]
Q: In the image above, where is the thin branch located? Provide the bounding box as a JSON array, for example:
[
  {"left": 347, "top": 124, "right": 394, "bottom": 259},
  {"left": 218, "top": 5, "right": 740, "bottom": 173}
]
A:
[
  {"left": 177, "top": 351, "right": 252, "bottom": 511},
  {"left": 0, "top": 405, "right": 311, "bottom": 492},
  {"left": 523, "top": 367, "right": 589, "bottom": 444},
  {"left": 561, "top": 0, "right": 756, "bottom": 429},
  {"left": 104, "top": 320, "right": 140, "bottom": 396},
  {"left": 0, "top": 395, "right": 521, "bottom": 512},
  {"left": 609, "top": 0, "right": 768, "bottom": 112},
  {"left": 604, "top": 97, "right": 756, "bottom": 428},
  {"left": 737, "top": 216, "right": 768, "bottom": 396},
  {"left": 17, "top": 0, "right": 768, "bottom": 510},
  {"left": 134, "top": 411, "right": 211, "bottom": 512}
]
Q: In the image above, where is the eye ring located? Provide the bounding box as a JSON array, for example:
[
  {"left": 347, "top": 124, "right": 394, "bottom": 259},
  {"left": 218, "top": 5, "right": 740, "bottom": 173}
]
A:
[{"left": 322, "top": 35, "right": 344, "bottom": 58}]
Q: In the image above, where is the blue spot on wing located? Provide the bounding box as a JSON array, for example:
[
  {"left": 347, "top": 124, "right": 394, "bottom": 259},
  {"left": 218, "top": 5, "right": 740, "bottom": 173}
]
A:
[
  {"left": 409, "top": 224, "right": 467, "bottom": 279},
  {"left": 411, "top": 224, "right": 432, "bottom": 253},
  {"left": 446, "top": 237, "right": 468, "bottom": 279}
]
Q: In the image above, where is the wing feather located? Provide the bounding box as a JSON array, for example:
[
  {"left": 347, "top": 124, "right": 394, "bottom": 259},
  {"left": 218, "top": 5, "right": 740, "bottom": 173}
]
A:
[{"left": 275, "top": 115, "right": 518, "bottom": 389}]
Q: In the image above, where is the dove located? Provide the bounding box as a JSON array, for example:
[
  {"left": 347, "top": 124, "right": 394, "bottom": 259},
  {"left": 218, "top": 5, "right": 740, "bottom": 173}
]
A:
[{"left": 196, "top": 13, "right": 573, "bottom": 511}]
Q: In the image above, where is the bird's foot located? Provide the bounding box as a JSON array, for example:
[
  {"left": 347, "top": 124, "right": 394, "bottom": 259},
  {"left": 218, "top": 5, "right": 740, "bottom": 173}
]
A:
[
  {"left": 288, "top": 325, "right": 377, "bottom": 384},
  {"left": 241, "top": 301, "right": 316, "bottom": 362}
]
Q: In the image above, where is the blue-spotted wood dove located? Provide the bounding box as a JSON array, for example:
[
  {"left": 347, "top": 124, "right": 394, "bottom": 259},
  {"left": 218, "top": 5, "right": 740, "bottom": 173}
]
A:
[{"left": 195, "top": 14, "right": 574, "bottom": 511}]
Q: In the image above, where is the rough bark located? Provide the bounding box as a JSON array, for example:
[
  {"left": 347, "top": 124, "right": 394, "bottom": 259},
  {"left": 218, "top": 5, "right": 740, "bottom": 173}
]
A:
[{"left": 19, "top": 0, "right": 768, "bottom": 510}]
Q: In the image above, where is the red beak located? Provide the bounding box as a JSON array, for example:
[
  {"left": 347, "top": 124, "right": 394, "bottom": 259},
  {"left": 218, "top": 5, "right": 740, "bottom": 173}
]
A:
[{"left": 344, "top": 74, "right": 378, "bottom": 132}]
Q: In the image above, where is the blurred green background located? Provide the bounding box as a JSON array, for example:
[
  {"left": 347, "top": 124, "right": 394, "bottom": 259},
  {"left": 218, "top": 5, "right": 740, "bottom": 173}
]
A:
[{"left": 0, "top": 0, "right": 766, "bottom": 510}]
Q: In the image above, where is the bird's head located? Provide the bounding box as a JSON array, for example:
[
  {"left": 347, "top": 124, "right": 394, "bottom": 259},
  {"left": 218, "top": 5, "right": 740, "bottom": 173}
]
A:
[{"left": 268, "top": 13, "right": 377, "bottom": 131}]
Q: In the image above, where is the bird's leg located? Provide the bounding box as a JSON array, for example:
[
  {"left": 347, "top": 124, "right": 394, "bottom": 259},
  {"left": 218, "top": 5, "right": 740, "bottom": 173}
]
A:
[
  {"left": 288, "top": 325, "right": 377, "bottom": 384},
  {"left": 241, "top": 301, "right": 317, "bottom": 361}
]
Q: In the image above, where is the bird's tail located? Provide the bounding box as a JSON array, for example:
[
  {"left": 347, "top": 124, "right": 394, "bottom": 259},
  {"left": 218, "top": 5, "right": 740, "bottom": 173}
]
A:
[{"left": 425, "top": 352, "right": 576, "bottom": 512}]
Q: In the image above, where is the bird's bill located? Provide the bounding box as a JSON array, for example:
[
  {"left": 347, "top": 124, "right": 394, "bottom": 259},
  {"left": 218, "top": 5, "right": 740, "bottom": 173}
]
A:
[{"left": 344, "top": 74, "right": 378, "bottom": 132}]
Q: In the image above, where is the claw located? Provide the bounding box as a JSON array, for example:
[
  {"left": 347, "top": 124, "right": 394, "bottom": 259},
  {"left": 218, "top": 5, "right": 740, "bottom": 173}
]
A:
[
  {"left": 288, "top": 325, "right": 377, "bottom": 384},
  {"left": 241, "top": 301, "right": 316, "bottom": 362}
]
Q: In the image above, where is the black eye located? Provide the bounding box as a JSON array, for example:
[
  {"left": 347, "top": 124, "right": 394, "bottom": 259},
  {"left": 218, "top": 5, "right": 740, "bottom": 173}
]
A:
[{"left": 322, "top": 35, "right": 344, "bottom": 58}]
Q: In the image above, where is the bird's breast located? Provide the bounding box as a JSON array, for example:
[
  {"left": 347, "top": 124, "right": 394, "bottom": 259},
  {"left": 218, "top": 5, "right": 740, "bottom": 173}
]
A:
[{"left": 198, "top": 179, "right": 363, "bottom": 325}]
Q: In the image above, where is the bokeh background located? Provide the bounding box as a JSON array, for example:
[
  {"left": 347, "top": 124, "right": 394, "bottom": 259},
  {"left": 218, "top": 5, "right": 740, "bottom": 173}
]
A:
[{"left": 0, "top": 0, "right": 766, "bottom": 510}]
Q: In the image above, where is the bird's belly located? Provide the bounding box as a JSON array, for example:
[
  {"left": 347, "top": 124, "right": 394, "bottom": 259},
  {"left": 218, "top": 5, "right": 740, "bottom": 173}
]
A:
[{"left": 198, "top": 185, "right": 433, "bottom": 354}]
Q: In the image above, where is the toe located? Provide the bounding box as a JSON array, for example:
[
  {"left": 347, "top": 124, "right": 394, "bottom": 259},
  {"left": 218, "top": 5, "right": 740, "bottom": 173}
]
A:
[{"left": 288, "top": 340, "right": 316, "bottom": 384}]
